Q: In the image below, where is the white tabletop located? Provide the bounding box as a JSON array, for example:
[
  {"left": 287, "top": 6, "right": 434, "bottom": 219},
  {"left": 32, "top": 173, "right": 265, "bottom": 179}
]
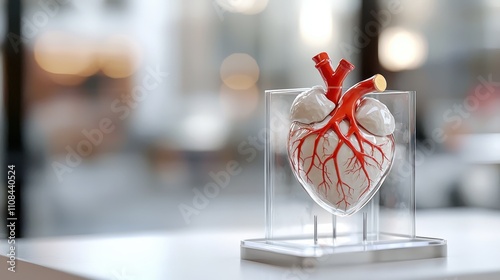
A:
[{"left": 1, "top": 208, "right": 500, "bottom": 280}]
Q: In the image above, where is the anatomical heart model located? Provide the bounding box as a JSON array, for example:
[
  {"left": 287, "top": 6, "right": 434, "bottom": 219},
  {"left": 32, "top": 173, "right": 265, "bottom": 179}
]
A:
[{"left": 287, "top": 52, "right": 395, "bottom": 216}]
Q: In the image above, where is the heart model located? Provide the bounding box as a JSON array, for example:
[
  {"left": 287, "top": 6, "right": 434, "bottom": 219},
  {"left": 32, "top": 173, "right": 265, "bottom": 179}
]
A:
[{"left": 287, "top": 52, "right": 395, "bottom": 216}]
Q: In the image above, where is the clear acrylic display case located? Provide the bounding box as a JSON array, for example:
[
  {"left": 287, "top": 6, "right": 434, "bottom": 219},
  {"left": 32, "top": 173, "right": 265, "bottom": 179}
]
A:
[{"left": 241, "top": 89, "right": 446, "bottom": 266}]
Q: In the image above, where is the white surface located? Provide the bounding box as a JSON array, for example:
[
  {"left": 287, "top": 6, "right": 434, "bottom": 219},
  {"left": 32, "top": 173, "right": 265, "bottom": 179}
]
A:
[
  {"left": 289, "top": 85, "right": 335, "bottom": 124},
  {"left": 355, "top": 97, "right": 395, "bottom": 136},
  {"left": 1, "top": 208, "right": 500, "bottom": 280}
]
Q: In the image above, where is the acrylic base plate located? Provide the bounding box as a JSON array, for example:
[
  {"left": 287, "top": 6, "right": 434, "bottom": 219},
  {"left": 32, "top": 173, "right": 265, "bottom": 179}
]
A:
[{"left": 241, "top": 233, "right": 447, "bottom": 267}]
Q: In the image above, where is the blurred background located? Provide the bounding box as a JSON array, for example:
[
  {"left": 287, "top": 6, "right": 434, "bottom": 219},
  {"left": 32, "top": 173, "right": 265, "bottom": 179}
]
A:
[{"left": 1, "top": 0, "right": 500, "bottom": 237}]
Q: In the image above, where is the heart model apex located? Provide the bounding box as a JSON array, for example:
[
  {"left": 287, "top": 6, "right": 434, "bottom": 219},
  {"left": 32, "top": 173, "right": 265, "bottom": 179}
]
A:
[{"left": 287, "top": 52, "right": 395, "bottom": 217}]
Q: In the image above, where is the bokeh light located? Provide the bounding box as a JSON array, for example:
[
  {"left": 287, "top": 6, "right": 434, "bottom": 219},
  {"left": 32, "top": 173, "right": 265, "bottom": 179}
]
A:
[
  {"left": 34, "top": 32, "right": 99, "bottom": 77},
  {"left": 220, "top": 53, "right": 259, "bottom": 90},
  {"left": 35, "top": 32, "right": 141, "bottom": 80},
  {"left": 180, "top": 112, "right": 229, "bottom": 151},
  {"left": 379, "top": 27, "right": 428, "bottom": 72},
  {"left": 299, "top": 0, "right": 333, "bottom": 46}
]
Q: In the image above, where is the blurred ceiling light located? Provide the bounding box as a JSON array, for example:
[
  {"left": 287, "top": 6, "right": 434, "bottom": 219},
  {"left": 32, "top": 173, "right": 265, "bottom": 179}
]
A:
[
  {"left": 180, "top": 112, "right": 229, "bottom": 151},
  {"left": 220, "top": 53, "right": 260, "bottom": 90},
  {"left": 216, "top": 0, "right": 268, "bottom": 15},
  {"left": 35, "top": 32, "right": 99, "bottom": 77},
  {"left": 220, "top": 84, "right": 259, "bottom": 119},
  {"left": 299, "top": 0, "right": 333, "bottom": 46},
  {"left": 379, "top": 27, "right": 428, "bottom": 72},
  {"left": 99, "top": 35, "right": 142, "bottom": 79}
]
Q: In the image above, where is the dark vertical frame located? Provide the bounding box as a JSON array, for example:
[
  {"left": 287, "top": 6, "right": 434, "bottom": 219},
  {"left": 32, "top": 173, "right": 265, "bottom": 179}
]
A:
[
  {"left": 360, "top": 0, "right": 382, "bottom": 78},
  {"left": 3, "top": 0, "right": 24, "bottom": 237}
]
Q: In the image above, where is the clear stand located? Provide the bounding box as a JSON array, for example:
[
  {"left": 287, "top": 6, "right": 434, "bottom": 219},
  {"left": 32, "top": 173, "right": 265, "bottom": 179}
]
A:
[{"left": 240, "top": 89, "right": 446, "bottom": 266}]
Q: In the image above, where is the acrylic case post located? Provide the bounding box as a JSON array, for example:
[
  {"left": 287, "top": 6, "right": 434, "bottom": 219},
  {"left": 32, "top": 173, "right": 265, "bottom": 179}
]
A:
[{"left": 241, "top": 89, "right": 446, "bottom": 266}]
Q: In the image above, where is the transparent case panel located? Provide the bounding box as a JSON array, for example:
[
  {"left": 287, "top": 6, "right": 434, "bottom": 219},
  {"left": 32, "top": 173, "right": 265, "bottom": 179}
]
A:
[{"left": 265, "top": 89, "right": 416, "bottom": 246}]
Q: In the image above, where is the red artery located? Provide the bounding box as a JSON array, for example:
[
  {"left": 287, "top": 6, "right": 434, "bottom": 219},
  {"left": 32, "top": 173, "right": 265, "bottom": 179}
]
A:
[{"left": 313, "top": 53, "right": 355, "bottom": 104}]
